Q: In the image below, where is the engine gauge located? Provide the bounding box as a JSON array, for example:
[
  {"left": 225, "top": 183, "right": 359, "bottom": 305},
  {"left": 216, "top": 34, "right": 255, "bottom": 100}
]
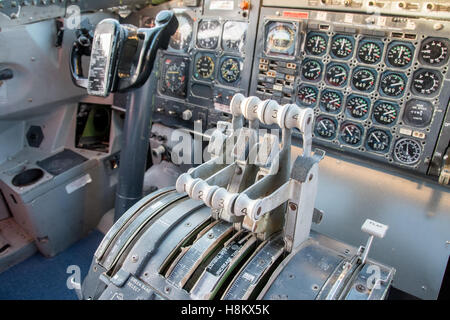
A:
[
  {"left": 194, "top": 54, "right": 215, "bottom": 80},
  {"left": 301, "top": 59, "right": 322, "bottom": 81},
  {"left": 379, "top": 72, "right": 406, "bottom": 97},
  {"left": 372, "top": 101, "right": 399, "bottom": 126},
  {"left": 366, "top": 129, "right": 391, "bottom": 153},
  {"left": 297, "top": 86, "right": 318, "bottom": 107},
  {"left": 265, "top": 21, "right": 296, "bottom": 57},
  {"left": 330, "top": 36, "right": 354, "bottom": 59},
  {"left": 314, "top": 116, "right": 337, "bottom": 139},
  {"left": 319, "top": 90, "right": 342, "bottom": 113},
  {"left": 357, "top": 40, "right": 383, "bottom": 64},
  {"left": 346, "top": 95, "right": 370, "bottom": 119},
  {"left": 325, "top": 64, "right": 348, "bottom": 87},
  {"left": 419, "top": 38, "right": 449, "bottom": 66},
  {"left": 393, "top": 138, "right": 422, "bottom": 165},
  {"left": 197, "top": 20, "right": 221, "bottom": 49},
  {"left": 161, "top": 56, "right": 188, "bottom": 98},
  {"left": 403, "top": 99, "right": 433, "bottom": 128},
  {"left": 220, "top": 57, "right": 241, "bottom": 84},
  {"left": 412, "top": 69, "right": 442, "bottom": 96},
  {"left": 305, "top": 33, "right": 327, "bottom": 56},
  {"left": 169, "top": 10, "right": 194, "bottom": 52},
  {"left": 386, "top": 42, "right": 413, "bottom": 68},
  {"left": 222, "top": 21, "right": 247, "bottom": 53},
  {"left": 351, "top": 67, "right": 377, "bottom": 92},
  {"left": 339, "top": 122, "right": 363, "bottom": 146}
]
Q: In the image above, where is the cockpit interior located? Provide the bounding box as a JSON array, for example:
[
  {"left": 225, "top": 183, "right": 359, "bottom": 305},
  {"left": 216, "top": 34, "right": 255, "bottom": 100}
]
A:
[{"left": 0, "top": 0, "right": 449, "bottom": 301}]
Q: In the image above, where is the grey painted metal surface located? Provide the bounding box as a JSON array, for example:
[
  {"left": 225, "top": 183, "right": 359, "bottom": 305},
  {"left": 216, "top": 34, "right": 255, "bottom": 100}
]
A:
[{"left": 294, "top": 145, "right": 450, "bottom": 299}]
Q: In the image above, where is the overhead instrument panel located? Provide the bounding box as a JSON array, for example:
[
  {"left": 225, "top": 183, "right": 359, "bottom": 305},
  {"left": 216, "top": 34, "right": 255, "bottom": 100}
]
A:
[{"left": 251, "top": 7, "right": 450, "bottom": 181}]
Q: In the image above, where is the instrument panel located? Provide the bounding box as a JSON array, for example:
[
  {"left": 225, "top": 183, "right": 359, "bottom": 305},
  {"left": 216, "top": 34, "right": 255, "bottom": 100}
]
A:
[
  {"left": 149, "top": 2, "right": 258, "bottom": 130},
  {"left": 251, "top": 7, "right": 450, "bottom": 177}
]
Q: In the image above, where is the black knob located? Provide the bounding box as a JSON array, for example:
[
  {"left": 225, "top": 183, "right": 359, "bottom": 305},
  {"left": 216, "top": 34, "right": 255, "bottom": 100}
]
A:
[{"left": 0, "top": 69, "right": 13, "bottom": 81}]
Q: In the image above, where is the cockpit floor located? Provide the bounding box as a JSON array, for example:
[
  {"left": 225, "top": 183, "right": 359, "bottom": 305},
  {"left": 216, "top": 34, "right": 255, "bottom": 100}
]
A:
[{"left": 0, "top": 230, "right": 103, "bottom": 300}]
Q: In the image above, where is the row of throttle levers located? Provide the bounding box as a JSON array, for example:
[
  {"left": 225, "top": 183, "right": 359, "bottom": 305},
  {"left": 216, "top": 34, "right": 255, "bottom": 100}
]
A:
[
  {"left": 175, "top": 93, "right": 389, "bottom": 256},
  {"left": 176, "top": 93, "right": 321, "bottom": 252}
]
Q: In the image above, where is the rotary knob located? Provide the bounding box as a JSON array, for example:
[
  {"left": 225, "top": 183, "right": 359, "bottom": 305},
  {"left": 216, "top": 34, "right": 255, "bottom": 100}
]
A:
[{"left": 182, "top": 109, "right": 193, "bottom": 121}]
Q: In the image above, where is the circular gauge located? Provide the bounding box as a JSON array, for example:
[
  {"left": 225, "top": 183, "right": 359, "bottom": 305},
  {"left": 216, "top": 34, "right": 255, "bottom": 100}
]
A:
[
  {"left": 419, "top": 38, "right": 449, "bottom": 66},
  {"left": 195, "top": 55, "right": 215, "bottom": 80},
  {"left": 222, "top": 21, "right": 247, "bottom": 53},
  {"left": 372, "top": 101, "right": 398, "bottom": 125},
  {"left": 386, "top": 43, "right": 413, "bottom": 68},
  {"left": 331, "top": 36, "right": 353, "bottom": 59},
  {"left": 340, "top": 123, "right": 363, "bottom": 146},
  {"left": 325, "top": 64, "right": 348, "bottom": 87},
  {"left": 393, "top": 138, "right": 422, "bottom": 164},
  {"left": 352, "top": 68, "right": 376, "bottom": 92},
  {"left": 297, "top": 86, "right": 318, "bottom": 106},
  {"left": 220, "top": 58, "right": 240, "bottom": 83},
  {"left": 301, "top": 60, "right": 322, "bottom": 81},
  {"left": 197, "top": 20, "right": 221, "bottom": 49},
  {"left": 358, "top": 41, "right": 382, "bottom": 64},
  {"left": 320, "top": 90, "right": 342, "bottom": 113},
  {"left": 367, "top": 129, "right": 391, "bottom": 153},
  {"left": 265, "top": 22, "right": 296, "bottom": 56},
  {"left": 169, "top": 12, "right": 193, "bottom": 51},
  {"left": 403, "top": 99, "right": 433, "bottom": 127},
  {"left": 379, "top": 73, "right": 406, "bottom": 97},
  {"left": 315, "top": 116, "right": 337, "bottom": 139},
  {"left": 162, "top": 58, "right": 188, "bottom": 97},
  {"left": 305, "top": 33, "right": 327, "bottom": 56},
  {"left": 346, "top": 95, "right": 370, "bottom": 119},
  {"left": 412, "top": 69, "right": 442, "bottom": 95}
]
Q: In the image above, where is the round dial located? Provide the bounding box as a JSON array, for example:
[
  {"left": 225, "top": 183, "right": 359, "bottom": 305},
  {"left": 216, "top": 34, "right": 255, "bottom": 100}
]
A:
[
  {"left": 367, "top": 129, "right": 390, "bottom": 153},
  {"left": 320, "top": 90, "right": 342, "bottom": 113},
  {"left": 163, "top": 59, "right": 188, "bottom": 96},
  {"left": 169, "top": 12, "right": 193, "bottom": 51},
  {"left": 393, "top": 138, "right": 422, "bottom": 164},
  {"left": 325, "top": 64, "right": 348, "bottom": 87},
  {"left": 352, "top": 68, "right": 376, "bottom": 92},
  {"left": 197, "top": 20, "right": 221, "bottom": 49},
  {"left": 305, "top": 33, "right": 327, "bottom": 56},
  {"left": 373, "top": 102, "right": 398, "bottom": 125},
  {"left": 340, "top": 123, "right": 363, "bottom": 146},
  {"left": 315, "top": 117, "right": 337, "bottom": 139},
  {"left": 266, "top": 22, "right": 296, "bottom": 56},
  {"left": 195, "top": 55, "right": 215, "bottom": 80},
  {"left": 358, "top": 41, "right": 382, "bottom": 64},
  {"left": 346, "top": 95, "right": 370, "bottom": 119},
  {"left": 420, "top": 38, "right": 449, "bottom": 66},
  {"left": 412, "top": 69, "right": 442, "bottom": 95},
  {"left": 222, "top": 21, "right": 247, "bottom": 53},
  {"left": 379, "top": 73, "right": 406, "bottom": 97},
  {"left": 220, "top": 58, "right": 240, "bottom": 83},
  {"left": 297, "top": 86, "right": 318, "bottom": 106},
  {"left": 301, "top": 60, "right": 322, "bottom": 81},
  {"left": 387, "top": 43, "right": 413, "bottom": 68},
  {"left": 331, "top": 36, "right": 353, "bottom": 59},
  {"left": 403, "top": 99, "right": 433, "bottom": 128}
]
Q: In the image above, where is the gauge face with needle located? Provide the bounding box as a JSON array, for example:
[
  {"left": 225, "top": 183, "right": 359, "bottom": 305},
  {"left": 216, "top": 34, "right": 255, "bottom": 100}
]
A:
[
  {"left": 305, "top": 33, "right": 328, "bottom": 56},
  {"left": 358, "top": 40, "right": 383, "bottom": 64},
  {"left": 379, "top": 72, "right": 407, "bottom": 97},
  {"left": 346, "top": 95, "right": 370, "bottom": 119},
  {"left": 386, "top": 43, "right": 413, "bottom": 68},
  {"left": 351, "top": 67, "right": 377, "bottom": 92},
  {"left": 393, "top": 138, "right": 422, "bottom": 164},
  {"left": 314, "top": 116, "right": 337, "bottom": 139},
  {"left": 339, "top": 122, "right": 363, "bottom": 146},
  {"left": 372, "top": 101, "right": 399, "bottom": 126},
  {"left": 366, "top": 129, "right": 391, "bottom": 153}
]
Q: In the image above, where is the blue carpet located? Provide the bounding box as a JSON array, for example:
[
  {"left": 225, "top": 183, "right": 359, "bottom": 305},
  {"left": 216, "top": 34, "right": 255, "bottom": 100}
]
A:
[{"left": 0, "top": 230, "right": 104, "bottom": 300}]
